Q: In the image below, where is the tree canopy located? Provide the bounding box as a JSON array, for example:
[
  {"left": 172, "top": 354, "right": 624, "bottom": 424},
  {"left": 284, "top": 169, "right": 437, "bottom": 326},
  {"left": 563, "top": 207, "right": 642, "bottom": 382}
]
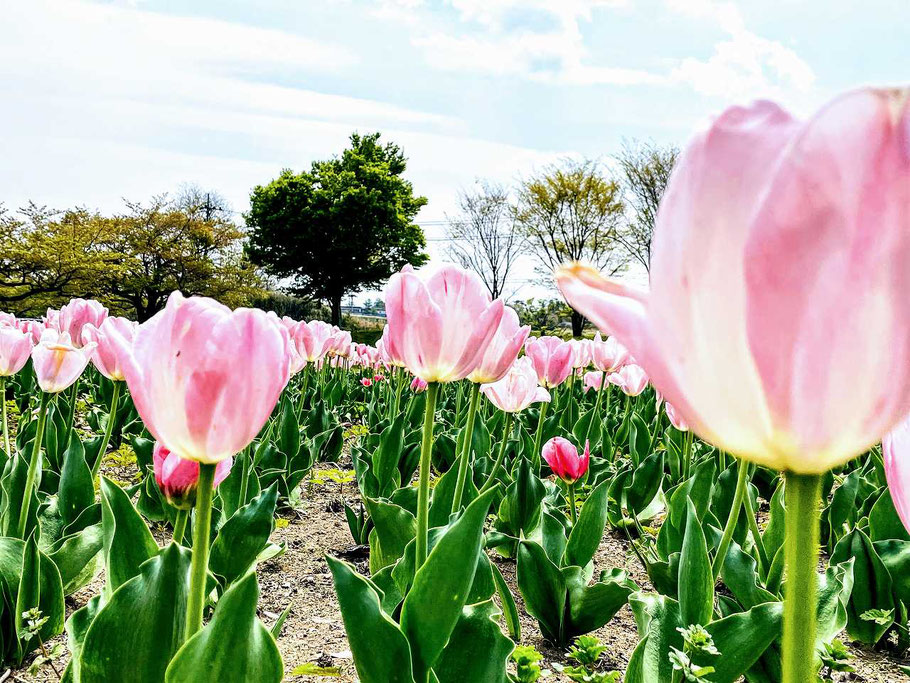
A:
[{"left": 245, "top": 132, "right": 429, "bottom": 324}]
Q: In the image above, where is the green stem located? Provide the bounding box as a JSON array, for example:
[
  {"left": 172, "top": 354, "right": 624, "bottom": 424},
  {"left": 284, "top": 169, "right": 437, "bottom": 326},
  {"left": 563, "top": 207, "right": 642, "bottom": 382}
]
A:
[
  {"left": 568, "top": 483, "right": 577, "bottom": 526},
  {"left": 479, "top": 413, "right": 512, "bottom": 495},
  {"left": 1, "top": 377, "right": 9, "bottom": 457},
  {"left": 91, "top": 381, "right": 121, "bottom": 481},
  {"left": 172, "top": 508, "right": 189, "bottom": 545},
  {"left": 451, "top": 383, "right": 480, "bottom": 514},
  {"left": 585, "top": 371, "right": 607, "bottom": 444},
  {"left": 712, "top": 456, "right": 749, "bottom": 580},
  {"left": 17, "top": 393, "right": 50, "bottom": 539},
  {"left": 61, "top": 379, "right": 79, "bottom": 451},
  {"left": 682, "top": 430, "right": 693, "bottom": 480},
  {"left": 415, "top": 382, "right": 439, "bottom": 569},
  {"left": 782, "top": 472, "right": 822, "bottom": 683},
  {"left": 297, "top": 368, "right": 310, "bottom": 422},
  {"left": 744, "top": 488, "right": 770, "bottom": 574},
  {"left": 532, "top": 399, "right": 549, "bottom": 471},
  {"left": 185, "top": 462, "right": 217, "bottom": 637}
]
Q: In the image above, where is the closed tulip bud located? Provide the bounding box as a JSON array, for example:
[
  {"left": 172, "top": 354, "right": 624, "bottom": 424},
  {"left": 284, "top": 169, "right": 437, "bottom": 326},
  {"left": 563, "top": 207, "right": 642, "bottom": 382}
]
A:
[
  {"left": 0, "top": 325, "right": 33, "bottom": 377},
  {"left": 480, "top": 357, "right": 551, "bottom": 413},
  {"left": 361, "top": 377, "right": 373, "bottom": 387},
  {"left": 384, "top": 264, "right": 504, "bottom": 383},
  {"left": 153, "top": 442, "right": 232, "bottom": 510},
  {"left": 524, "top": 336, "right": 573, "bottom": 388},
  {"left": 58, "top": 298, "right": 108, "bottom": 348},
  {"left": 81, "top": 316, "right": 137, "bottom": 381},
  {"left": 410, "top": 376, "right": 428, "bottom": 393},
  {"left": 467, "top": 306, "right": 530, "bottom": 384},
  {"left": 557, "top": 88, "right": 910, "bottom": 473},
  {"left": 609, "top": 364, "right": 649, "bottom": 397},
  {"left": 373, "top": 374, "right": 385, "bottom": 382},
  {"left": 32, "top": 329, "right": 96, "bottom": 393},
  {"left": 542, "top": 436, "right": 590, "bottom": 484},
  {"left": 124, "top": 292, "right": 291, "bottom": 464}
]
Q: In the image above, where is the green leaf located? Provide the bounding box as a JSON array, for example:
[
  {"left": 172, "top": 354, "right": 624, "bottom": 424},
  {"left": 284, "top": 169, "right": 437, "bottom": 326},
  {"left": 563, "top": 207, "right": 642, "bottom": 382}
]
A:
[
  {"left": 400, "top": 488, "right": 497, "bottom": 678},
  {"left": 432, "top": 600, "right": 512, "bottom": 683},
  {"left": 517, "top": 540, "right": 567, "bottom": 644},
  {"left": 490, "top": 562, "right": 521, "bottom": 641},
  {"left": 868, "top": 488, "right": 910, "bottom": 543},
  {"left": 365, "top": 496, "right": 417, "bottom": 573},
  {"left": 626, "top": 593, "right": 683, "bottom": 683},
  {"left": 699, "top": 602, "right": 783, "bottom": 683},
  {"left": 831, "top": 527, "right": 893, "bottom": 644},
  {"left": 81, "top": 543, "right": 191, "bottom": 683},
  {"left": 99, "top": 477, "right": 158, "bottom": 594},
  {"left": 48, "top": 523, "right": 103, "bottom": 595},
  {"left": 15, "top": 534, "right": 65, "bottom": 661},
  {"left": 59, "top": 437, "right": 94, "bottom": 529},
  {"left": 564, "top": 479, "right": 610, "bottom": 569},
  {"left": 564, "top": 566, "right": 636, "bottom": 638},
  {"left": 209, "top": 484, "right": 278, "bottom": 588},
  {"left": 277, "top": 400, "right": 300, "bottom": 459},
  {"left": 874, "top": 539, "right": 910, "bottom": 605},
  {"left": 165, "top": 572, "right": 283, "bottom": 683},
  {"left": 374, "top": 413, "right": 406, "bottom": 494},
  {"left": 326, "top": 556, "right": 415, "bottom": 683},
  {"left": 678, "top": 498, "right": 713, "bottom": 627}
]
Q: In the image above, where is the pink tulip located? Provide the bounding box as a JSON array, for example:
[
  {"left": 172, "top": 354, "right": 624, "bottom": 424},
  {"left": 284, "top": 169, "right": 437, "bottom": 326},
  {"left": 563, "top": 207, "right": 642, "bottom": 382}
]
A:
[
  {"left": 467, "top": 306, "right": 530, "bottom": 384},
  {"left": 18, "top": 319, "right": 45, "bottom": 344},
  {"left": 557, "top": 89, "right": 910, "bottom": 473},
  {"left": 591, "top": 333, "right": 629, "bottom": 373},
  {"left": 43, "top": 307, "right": 61, "bottom": 330},
  {"left": 123, "top": 292, "right": 291, "bottom": 464},
  {"left": 608, "top": 364, "right": 649, "bottom": 397},
  {"left": 665, "top": 402, "right": 689, "bottom": 432},
  {"left": 329, "top": 329, "right": 352, "bottom": 357},
  {"left": 410, "top": 376, "right": 428, "bottom": 393},
  {"left": 542, "top": 436, "right": 590, "bottom": 483},
  {"left": 884, "top": 415, "right": 910, "bottom": 534},
  {"left": 58, "top": 298, "right": 108, "bottom": 348},
  {"left": 32, "top": 329, "right": 96, "bottom": 393},
  {"left": 0, "top": 312, "right": 17, "bottom": 328},
  {"left": 361, "top": 377, "right": 373, "bottom": 387},
  {"left": 153, "top": 442, "right": 232, "bottom": 510},
  {"left": 377, "top": 326, "right": 404, "bottom": 368},
  {"left": 568, "top": 338, "right": 593, "bottom": 370},
  {"left": 293, "top": 320, "right": 336, "bottom": 363},
  {"left": 524, "top": 336, "right": 573, "bottom": 388},
  {"left": 480, "top": 357, "right": 551, "bottom": 413},
  {"left": 373, "top": 374, "right": 386, "bottom": 382},
  {"left": 384, "top": 264, "right": 504, "bottom": 383},
  {"left": 582, "top": 371, "right": 604, "bottom": 395},
  {"left": 0, "top": 326, "right": 33, "bottom": 377},
  {"left": 81, "top": 316, "right": 137, "bottom": 381}
]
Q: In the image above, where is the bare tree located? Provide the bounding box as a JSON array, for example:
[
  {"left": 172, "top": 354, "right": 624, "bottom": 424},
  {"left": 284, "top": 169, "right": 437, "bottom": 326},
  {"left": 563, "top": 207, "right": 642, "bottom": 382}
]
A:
[
  {"left": 445, "top": 180, "right": 524, "bottom": 300},
  {"left": 515, "top": 158, "right": 628, "bottom": 336},
  {"left": 614, "top": 140, "right": 679, "bottom": 272}
]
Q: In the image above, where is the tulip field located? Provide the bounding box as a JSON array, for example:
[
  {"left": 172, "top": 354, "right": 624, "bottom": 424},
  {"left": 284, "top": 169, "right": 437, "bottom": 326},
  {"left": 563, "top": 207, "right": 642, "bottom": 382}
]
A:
[{"left": 3, "top": 88, "right": 910, "bottom": 683}]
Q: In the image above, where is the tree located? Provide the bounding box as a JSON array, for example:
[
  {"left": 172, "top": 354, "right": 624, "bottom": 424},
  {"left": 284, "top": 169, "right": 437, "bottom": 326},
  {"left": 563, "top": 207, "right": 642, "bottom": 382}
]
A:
[
  {"left": 445, "top": 180, "right": 524, "bottom": 300},
  {"left": 614, "top": 140, "right": 679, "bottom": 272},
  {"left": 245, "top": 132, "right": 429, "bottom": 325},
  {"left": 0, "top": 192, "right": 264, "bottom": 320},
  {"left": 515, "top": 158, "right": 628, "bottom": 336}
]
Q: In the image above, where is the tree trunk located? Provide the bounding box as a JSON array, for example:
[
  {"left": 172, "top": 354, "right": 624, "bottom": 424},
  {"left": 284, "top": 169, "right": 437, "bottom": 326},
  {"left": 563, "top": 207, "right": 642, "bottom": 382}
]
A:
[
  {"left": 571, "top": 310, "right": 585, "bottom": 338},
  {"left": 330, "top": 294, "right": 342, "bottom": 326}
]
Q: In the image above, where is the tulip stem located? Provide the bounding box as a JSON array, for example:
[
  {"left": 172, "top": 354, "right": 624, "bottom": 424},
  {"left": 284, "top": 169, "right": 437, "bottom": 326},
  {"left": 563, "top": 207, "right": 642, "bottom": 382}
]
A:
[
  {"left": 532, "top": 400, "right": 549, "bottom": 471},
  {"left": 451, "top": 382, "right": 480, "bottom": 514},
  {"left": 185, "top": 462, "right": 217, "bottom": 638},
  {"left": 415, "top": 382, "right": 439, "bottom": 570},
  {"left": 17, "top": 392, "right": 50, "bottom": 539},
  {"left": 1, "top": 377, "right": 9, "bottom": 457},
  {"left": 568, "top": 483, "right": 578, "bottom": 526},
  {"left": 61, "top": 379, "right": 79, "bottom": 453},
  {"left": 782, "top": 471, "right": 822, "bottom": 683},
  {"left": 91, "top": 381, "right": 121, "bottom": 481},
  {"left": 480, "top": 412, "right": 512, "bottom": 495},
  {"left": 585, "top": 371, "right": 607, "bottom": 445},
  {"left": 712, "top": 456, "right": 749, "bottom": 580},
  {"left": 682, "top": 430, "right": 693, "bottom": 481},
  {"left": 297, "top": 367, "right": 310, "bottom": 421},
  {"left": 744, "top": 488, "right": 769, "bottom": 574},
  {"left": 172, "top": 508, "right": 188, "bottom": 545}
]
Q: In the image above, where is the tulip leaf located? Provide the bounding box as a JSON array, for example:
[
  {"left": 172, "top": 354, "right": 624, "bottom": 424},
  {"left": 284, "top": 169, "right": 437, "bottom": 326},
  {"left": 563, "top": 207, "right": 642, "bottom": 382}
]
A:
[
  {"left": 100, "top": 477, "right": 158, "bottom": 594},
  {"left": 165, "top": 572, "right": 283, "bottom": 683},
  {"left": 81, "top": 543, "right": 191, "bottom": 683},
  {"left": 59, "top": 437, "right": 94, "bottom": 529},
  {"left": 564, "top": 566, "right": 637, "bottom": 637},
  {"left": 517, "top": 540, "right": 567, "bottom": 644},
  {"left": 698, "top": 601, "right": 783, "bottom": 683},
  {"left": 869, "top": 488, "right": 910, "bottom": 543},
  {"left": 678, "top": 497, "right": 713, "bottom": 627},
  {"left": 14, "top": 534, "right": 65, "bottom": 661},
  {"left": 373, "top": 413, "right": 406, "bottom": 494},
  {"left": 432, "top": 600, "right": 512, "bottom": 683},
  {"left": 365, "top": 496, "right": 417, "bottom": 573},
  {"left": 327, "top": 555, "right": 415, "bottom": 683},
  {"left": 209, "top": 484, "right": 278, "bottom": 589},
  {"left": 48, "top": 523, "right": 103, "bottom": 595},
  {"left": 277, "top": 400, "right": 300, "bottom": 459},
  {"left": 400, "top": 487, "right": 497, "bottom": 679},
  {"left": 626, "top": 592, "right": 683, "bottom": 683},
  {"left": 490, "top": 561, "right": 521, "bottom": 641},
  {"left": 831, "top": 527, "right": 894, "bottom": 644},
  {"left": 564, "top": 479, "right": 610, "bottom": 569}
]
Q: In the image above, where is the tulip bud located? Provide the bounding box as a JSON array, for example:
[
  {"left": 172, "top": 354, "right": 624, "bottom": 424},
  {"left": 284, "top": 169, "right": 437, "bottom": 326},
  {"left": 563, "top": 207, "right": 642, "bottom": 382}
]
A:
[
  {"left": 410, "top": 376, "right": 428, "bottom": 393},
  {"left": 541, "top": 436, "right": 590, "bottom": 484},
  {"left": 153, "top": 442, "right": 232, "bottom": 510}
]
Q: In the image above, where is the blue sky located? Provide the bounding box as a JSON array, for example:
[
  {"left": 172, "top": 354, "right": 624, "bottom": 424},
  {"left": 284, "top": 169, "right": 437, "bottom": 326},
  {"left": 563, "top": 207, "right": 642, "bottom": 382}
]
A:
[{"left": 3, "top": 0, "right": 908, "bottom": 300}]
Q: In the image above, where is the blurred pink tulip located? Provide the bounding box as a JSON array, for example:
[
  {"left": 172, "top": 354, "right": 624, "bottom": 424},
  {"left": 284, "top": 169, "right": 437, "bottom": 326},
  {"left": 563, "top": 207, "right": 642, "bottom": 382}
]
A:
[
  {"left": 410, "top": 376, "right": 428, "bottom": 393},
  {"left": 384, "top": 264, "right": 504, "bottom": 383},
  {"left": 153, "top": 442, "right": 232, "bottom": 510},
  {"left": 480, "top": 357, "right": 551, "bottom": 413},
  {"left": 123, "top": 292, "right": 291, "bottom": 464},
  {"left": 0, "top": 312, "right": 17, "bottom": 328},
  {"left": 295, "top": 320, "right": 336, "bottom": 363},
  {"left": 58, "top": 298, "right": 108, "bottom": 348},
  {"left": 373, "top": 373, "right": 386, "bottom": 382},
  {"left": 467, "top": 306, "right": 530, "bottom": 384},
  {"left": 0, "top": 326, "right": 33, "bottom": 377},
  {"left": 884, "top": 416, "right": 910, "bottom": 534},
  {"left": 582, "top": 371, "right": 604, "bottom": 395},
  {"left": 591, "top": 333, "right": 629, "bottom": 373},
  {"left": 524, "top": 336, "right": 573, "bottom": 388},
  {"left": 43, "top": 307, "right": 60, "bottom": 330},
  {"left": 665, "top": 402, "right": 689, "bottom": 432},
  {"left": 361, "top": 377, "right": 373, "bottom": 387},
  {"left": 557, "top": 89, "right": 910, "bottom": 473},
  {"left": 608, "top": 364, "right": 649, "bottom": 396},
  {"left": 568, "top": 338, "right": 593, "bottom": 370},
  {"left": 32, "top": 329, "right": 96, "bottom": 393},
  {"left": 81, "top": 316, "right": 137, "bottom": 381},
  {"left": 377, "top": 326, "right": 404, "bottom": 367},
  {"left": 542, "top": 436, "right": 590, "bottom": 484},
  {"left": 18, "top": 320, "right": 45, "bottom": 344}
]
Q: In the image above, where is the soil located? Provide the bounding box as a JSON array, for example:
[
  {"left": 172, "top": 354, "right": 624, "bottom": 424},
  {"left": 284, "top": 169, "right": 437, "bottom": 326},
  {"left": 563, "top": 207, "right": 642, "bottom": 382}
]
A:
[{"left": 12, "top": 459, "right": 910, "bottom": 683}]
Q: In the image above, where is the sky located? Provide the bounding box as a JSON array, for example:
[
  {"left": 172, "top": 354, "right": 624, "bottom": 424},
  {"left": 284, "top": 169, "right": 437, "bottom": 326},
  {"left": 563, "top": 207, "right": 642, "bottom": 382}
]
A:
[{"left": 3, "top": 0, "right": 908, "bottom": 302}]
